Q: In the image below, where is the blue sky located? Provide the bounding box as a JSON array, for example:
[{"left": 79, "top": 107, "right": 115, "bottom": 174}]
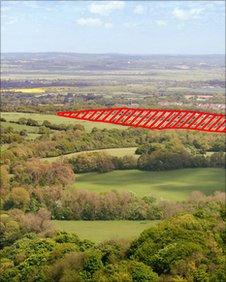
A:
[{"left": 1, "top": 1, "right": 225, "bottom": 54}]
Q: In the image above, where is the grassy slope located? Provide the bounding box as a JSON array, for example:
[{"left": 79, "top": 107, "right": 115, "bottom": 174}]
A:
[
  {"left": 44, "top": 147, "right": 138, "bottom": 162},
  {"left": 1, "top": 121, "right": 39, "bottom": 133},
  {"left": 2, "top": 112, "right": 125, "bottom": 132},
  {"left": 1, "top": 122, "right": 42, "bottom": 140},
  {"left": 73, "top": 168, "right": 225, "bottom": 201},
  {"left": 53, "top": 220, "right": 159, "bottom": 242}
]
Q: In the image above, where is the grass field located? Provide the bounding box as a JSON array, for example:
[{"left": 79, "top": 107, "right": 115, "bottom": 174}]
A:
[
  {"left": 26, "top": 133, "right": 42, "bottom": 140},
  {"left": 1, "top": 121, "right": 39, "bottom": 133},
  {"left": 53, "top": 220, "right": 158, "bottom": 242},
  {"left": 44, "top": 147, "right": 138, "bottom": 162},
  {"left": 73, "top": 168, "right": 225, "bottom": 201},
  {"left": 2, "top": 112, "right": 125, "bottom": 132},
  {"left": 1, "top": 144, "right": 10, "bottom": 152},
  {"left": 1, "top": 121, "right": 41, "bottom": 140}
]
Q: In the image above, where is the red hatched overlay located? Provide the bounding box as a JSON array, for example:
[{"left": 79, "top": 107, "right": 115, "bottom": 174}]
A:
[{"left": 57, "top": 108, "right": 226, "bottom": 133}]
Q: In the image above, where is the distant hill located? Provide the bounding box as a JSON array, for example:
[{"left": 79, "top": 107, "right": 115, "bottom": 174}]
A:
[{"left": 1, "top": 53, "right": 225, "bottom": 72}]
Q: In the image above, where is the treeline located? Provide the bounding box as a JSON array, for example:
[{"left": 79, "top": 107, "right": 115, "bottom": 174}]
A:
[
  {"left": 137, "top": 142, "right": 226, "bottom": 171},
  {"left": 1, "top": 118, "right": 85, "bottom": 141},
  {"left": 30, "top": 189, "right": 226, "bottom": 221},
  {"left": 68, "top": 148, "right": 225, "bottom": 176},
  {"left": 69, "top": 152, "right": 137, "bottom": 173},
  {"left": 39, "top": 189, "right": 162, "bottom": 221},
  {"left": 0, "top": 193, "right": 225, "bottom": 281},
  {"left": 15, "top": 118, "right": 85, "bottom": 132},
  {"left": 2, "top": 125, "right": 225, "bottom": 165},
  {"left": 1, "top": 127, "right": 144, "bottom": 163}
]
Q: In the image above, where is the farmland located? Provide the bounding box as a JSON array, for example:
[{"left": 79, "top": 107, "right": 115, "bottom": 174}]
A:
[
  {"left": 2, "top": 54, "right": 225, "bottom": 115},
  {"left": 73, "top": 168, "right": 225, "bottom": 201},
  {"left": 7, "top": 88, "right": 45, "bottom": 94}
]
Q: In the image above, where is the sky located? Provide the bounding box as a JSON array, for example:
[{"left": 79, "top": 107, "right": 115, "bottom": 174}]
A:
[{"left": 1, "top": 0, "right": 225, "bottom": 54}]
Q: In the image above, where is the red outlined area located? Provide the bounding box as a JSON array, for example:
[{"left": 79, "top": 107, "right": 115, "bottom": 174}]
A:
[{"left": 57, "top": 108, "right": 226, "bottom": 133}]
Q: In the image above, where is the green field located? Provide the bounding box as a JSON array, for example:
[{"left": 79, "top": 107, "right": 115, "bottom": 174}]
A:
[
  {"left": 53, "top": 220, "right": 158, "bottom": 242},
  {"left": 1, "top": 121, "right": 39, "bottom": 133},
  {"left": 73, "top": 168, "right": 225, "bottom": 201},
  {"left": 44, "top": 147, "right": 138, "bottom": 162},
  {"left": 1, "top": 144, "right": 10, "bottom": 152},
  {"left": 1, "top": 121, "right": 41, "bottom": 140},
  {"left": 26, "top": 133, "right": 42, "bottom": 140},
  {"left": 2, "top": 112, "right": 125, "bottom": 132}
]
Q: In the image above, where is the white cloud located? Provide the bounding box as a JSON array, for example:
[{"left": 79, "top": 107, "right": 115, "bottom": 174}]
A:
[
  {"left": 89, "top": 1, "right": 125, "bottom": 15},
  {"left": 124, "top": 22, "right": 140, "bottom": 28},
  {"left": 76, "top": 17, "right": 102, "bottom": 27},
  {"left": 190, "top": 8, "right": 205, "bottom": 17},
  {"left": 172, "top": 7, "right": 205, "bottom": 21},
  {"left": 156, "top": 20, "right": 167, "bottom": 27},
  {"left": 76, "top": 18, "right": 113, "bottom": 28},
  {"left": 133, "top": 5, "right": 144, "bottom": 15},
  {"left": 177, "top": 23, "right": 185, "bottom": 30},
  {"left": 104, "top": 22, "right": 113, "bottom": 28}
]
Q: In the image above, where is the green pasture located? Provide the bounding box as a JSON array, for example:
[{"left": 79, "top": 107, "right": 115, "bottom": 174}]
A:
[
  {"left": 52, "top": 220, "right": 158, "bottom": 242},
  {"left": 1, "top": 121, "right": 39, "bottom": 133},
  {"left": 1, "top": 112, "right": 125, "bottom": 132},
  {"left": 26, "top": 133, "right": 42, "bottom": 140},
  {"left": 44, "top": 147, "right": 138, "bottom": 163},
  {"left": 73, "top": 168, "right": 225, "bottom": 201}
]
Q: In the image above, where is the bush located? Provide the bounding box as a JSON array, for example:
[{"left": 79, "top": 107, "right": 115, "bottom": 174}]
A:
[
  {"left": 4, "top": 187, "right": 30, "bottom": 211},
  {"left": 70, "top": 152, "right": 116, "bottom": 173},
  {"left": 13, "top": 158, "right": 75, "bottom": 187}
]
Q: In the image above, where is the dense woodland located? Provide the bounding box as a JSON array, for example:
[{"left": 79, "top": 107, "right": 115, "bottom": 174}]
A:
[{"left": 1, "top": 193, "right": 225, "bottom": 281}]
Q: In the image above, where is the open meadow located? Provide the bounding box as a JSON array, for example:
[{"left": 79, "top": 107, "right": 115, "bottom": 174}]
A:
[
  {"left": 73, "top": 168, "right": 225, "bottom": 201},
  {"left": 52, "top": 220, "right": 159, "bottom": 242},
  {"left": 44, "top": 147, "right": 138, "bottom": 162},
  {"left": 1, "top": 121, "right": 39, "bottom": 133},
  {"left": 1, "top": 112, "right": 125, "bottom": 132}
]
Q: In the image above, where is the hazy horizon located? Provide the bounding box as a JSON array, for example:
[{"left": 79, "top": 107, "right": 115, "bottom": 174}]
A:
[{"left": 1, "top": 52, "right": 225, "bottom": 56}]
